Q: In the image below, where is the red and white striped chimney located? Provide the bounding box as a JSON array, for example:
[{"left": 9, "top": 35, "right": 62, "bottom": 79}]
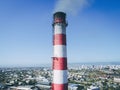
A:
[{"left": 52, "top": 12, "right": 68, "bottom": 90}]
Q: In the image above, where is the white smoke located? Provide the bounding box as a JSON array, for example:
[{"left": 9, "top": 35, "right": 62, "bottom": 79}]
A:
[{"left": 54, "top": 0, "right": 93, "bottom": 15}]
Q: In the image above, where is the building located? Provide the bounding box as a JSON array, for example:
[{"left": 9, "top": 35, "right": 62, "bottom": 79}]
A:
[
  {"left": 9, "top": 86, "right": 32, "bottom": 90},
  {"left": 87, "top": 85, "right": 100, "bottom": 90},
  {"left": 114, "top": 77, "right": 120, "bottom": 83},
  {"left": 68, "top": 84, "right": 84, "bottom": 90}
]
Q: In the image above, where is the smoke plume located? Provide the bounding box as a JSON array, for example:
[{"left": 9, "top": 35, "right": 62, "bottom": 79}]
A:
[{"left": 54, "top": 0, "right": 93, "bottom": 15}]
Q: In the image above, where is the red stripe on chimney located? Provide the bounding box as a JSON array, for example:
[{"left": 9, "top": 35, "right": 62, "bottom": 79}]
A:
[{"left": 53, "top": 34, "right": 66, "bottom": 45}]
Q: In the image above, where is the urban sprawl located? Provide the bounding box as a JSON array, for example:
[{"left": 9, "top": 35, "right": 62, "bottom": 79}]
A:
[{"left": 0, "top": 64, "right": 120, "bottom": 90}]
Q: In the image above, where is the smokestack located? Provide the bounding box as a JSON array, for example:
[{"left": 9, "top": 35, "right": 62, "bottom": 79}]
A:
[{"left": 52, "top": 12, "right": 68, "bottom": 90}]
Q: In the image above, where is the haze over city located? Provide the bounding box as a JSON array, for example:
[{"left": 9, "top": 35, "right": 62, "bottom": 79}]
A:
[{"left": 0, "top": 0, "right": 120, "bottom": 67}]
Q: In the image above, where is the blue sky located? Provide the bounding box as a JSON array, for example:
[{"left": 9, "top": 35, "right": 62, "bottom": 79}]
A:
[{"left": 0, "top": 0, "right": 120, "bottom": 67}]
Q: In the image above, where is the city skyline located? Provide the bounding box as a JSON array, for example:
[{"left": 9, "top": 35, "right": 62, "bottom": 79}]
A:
[{"left": 0, "top": 0, "right": 120, "bottom": 67}]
